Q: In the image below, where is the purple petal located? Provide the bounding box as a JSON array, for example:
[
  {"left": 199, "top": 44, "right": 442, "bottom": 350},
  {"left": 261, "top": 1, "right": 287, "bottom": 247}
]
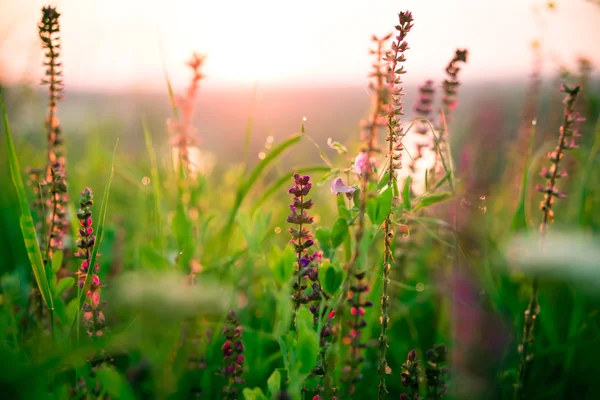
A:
[{"left": 331, "top": 177, "right": 357, "bottom": 195}]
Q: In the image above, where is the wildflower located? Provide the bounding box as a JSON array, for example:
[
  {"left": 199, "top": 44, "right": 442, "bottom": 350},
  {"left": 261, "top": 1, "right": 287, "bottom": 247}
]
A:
[
  {"left": 432, "top": 48, "right": 468, "bottom": 177},
  {"left": 39, "top": 6, "right": 69, "bottom": 260},
  {"left": 442, "top": 49, "right": 469, "bottom": 118},
  {"left": 74, "top": 188, "right": 106, "bottom": 338},
  {"left": 414, "top": 80, "right": 436, "bottom": 131},
  {"left": 425, "top": 344, "right": 449, "bottom": 399},
  {"left": 408, "top": 80, "right": 436, "bottom": 177},
  {"left": 400, "top": 349, "right": 420, "bottom": 399},
  {"left": 515, "top": 83, "right": 583, "bottom": 398},
  {"left": 331, "top": 177, "right": 356, "bottom": 198},
  {"left": 168, "top": 52, "right": 206, "bottom": 177},
  {"left": 220, "top": 311, "right": 245, "bottom": 399},
  {"left": 353, "top": 151, "right": 375, "bottom": 175},
  {"left": 287, "top": 173, "right": 316, "bottom": 308},
  {"left": 379, "top": 11, "right": 413, "bottom": 398}
]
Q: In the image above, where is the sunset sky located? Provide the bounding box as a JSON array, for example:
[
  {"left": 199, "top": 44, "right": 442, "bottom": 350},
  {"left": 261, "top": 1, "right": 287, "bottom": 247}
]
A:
[{"left": 1, "top": 0, "right": 599, "bottom": 92}]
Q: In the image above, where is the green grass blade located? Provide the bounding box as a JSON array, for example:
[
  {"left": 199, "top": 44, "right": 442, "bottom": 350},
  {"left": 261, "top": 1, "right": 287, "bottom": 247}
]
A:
[
  {"left": 1, "top": 94, "right": 54, "bottom": 310},
  {"left": 251, "top": 166, "right": 330, "bottom": 212},
  {"left": 510, "top": 120, "right": 536, "bottom": 232},
  {"left": 158, "top": 39, "right": 179, "bottom": 120},
  {"left": 577, "top": 113, "right": 600, "bottom": 224},
  {"left": 68, "top": 140, "right": 118, "bottom": 339},
  {"left": 225, "top": 133, "right": 303, "bottom": 233},
  {"left": 243, "top": 83, "right": 257, "bottom": 171},
  {"left": 305, "top": 134, "right": 334, "bottom": 169},
  {"left": 142, "top": 119, "right": 165, "bottom": 252}
]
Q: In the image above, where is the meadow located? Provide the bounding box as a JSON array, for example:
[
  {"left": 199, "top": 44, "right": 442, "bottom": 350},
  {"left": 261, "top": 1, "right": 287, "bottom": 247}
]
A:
[{"left": 1, "top": 5, "right": 600, "bottom": 400}]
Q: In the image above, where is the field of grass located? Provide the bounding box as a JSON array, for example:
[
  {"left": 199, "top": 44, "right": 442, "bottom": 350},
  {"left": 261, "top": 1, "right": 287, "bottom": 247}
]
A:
[{"left": 1, "top": 5, "right": 600, "bottom": 400}]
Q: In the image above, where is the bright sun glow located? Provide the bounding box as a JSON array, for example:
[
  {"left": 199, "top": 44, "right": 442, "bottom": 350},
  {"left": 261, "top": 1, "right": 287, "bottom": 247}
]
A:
[{"left": 1, "top": 0, "right": 599, "bottom": 90}]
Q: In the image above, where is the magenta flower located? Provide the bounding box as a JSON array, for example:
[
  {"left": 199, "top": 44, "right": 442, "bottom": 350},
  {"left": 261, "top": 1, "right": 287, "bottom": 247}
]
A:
[
  {"left": 353, "top": 152, "right": 376, "bottom": 175},
  {"left": 331, "top": 177, "right": 356, "bottom": 198},
  {"left": 353, "top": 152, "right": 369, "bottom": 174}
]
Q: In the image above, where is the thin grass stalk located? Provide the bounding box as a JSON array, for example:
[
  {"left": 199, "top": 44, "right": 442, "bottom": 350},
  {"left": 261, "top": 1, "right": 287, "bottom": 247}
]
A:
[
  {"left": 514, "top": 84, "right": 583, "bottom": 399},
  {"left": 378, "top": 11, "right": 413, "bottom": 399}
]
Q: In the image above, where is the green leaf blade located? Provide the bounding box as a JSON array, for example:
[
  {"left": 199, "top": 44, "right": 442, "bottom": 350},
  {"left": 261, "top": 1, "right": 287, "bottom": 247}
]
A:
[{"left": 2, "top": 95, "right": 54, "bottom": 310}]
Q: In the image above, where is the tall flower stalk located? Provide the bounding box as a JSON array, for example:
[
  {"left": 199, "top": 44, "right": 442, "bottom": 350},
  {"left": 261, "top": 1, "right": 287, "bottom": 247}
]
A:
[
  {"left": 286, "top": 173, "right": 333, "bottom": 396},
  {"left": 379, "top": 11, "right": 413, "bottom": 399},
  {"left": 168, "top": 53, "right": 206, "bottom": 176},
  {"left": 514, "top": 84, "right": 583, "bottom": 399},
  {"left": 286, "top": 173, "right": 317, "bottom": 312},
  {"left": 425, "top": 344, "right": 449, "bottom": 399},
  {"left": 342, "top": 33, "right": 390, "bottom": 394},
  {"left": 38, "top": 5, "right": 69, "bottom": 261},
  {"left": 432, "top": 49, "right": 468, "bottom": 178},
  {"left": 409, "top": 80, "right": 436, "bottom": 177},
  {"left": 400, "top": 349, "right": 420, "bottom": 400},
  {"left": 220, "top": 311, "right": 245, "bottom": 400}
]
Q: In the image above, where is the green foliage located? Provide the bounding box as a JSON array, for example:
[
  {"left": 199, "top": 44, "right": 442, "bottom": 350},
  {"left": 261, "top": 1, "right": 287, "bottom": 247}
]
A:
[
  {"left": 2, "top": 95, "right": 53, "bottom": 311},
  {"left": 321, "top": 261, "right": 344, "bottom": 296}
]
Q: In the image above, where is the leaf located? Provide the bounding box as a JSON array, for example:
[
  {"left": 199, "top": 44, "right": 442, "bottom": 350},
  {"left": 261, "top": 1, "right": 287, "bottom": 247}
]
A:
[
  {"left": 327, "top": 138, "right": 347, "bottom": 154},
  {"left": 274, "top": 286, "right": 294, "bottom": 337},
  {"left": 51, "top": 251, "right": 64, "bottom": 274},
  {"left": 270, "top": 246, "right": 296, "bottom": 286},
  {"left": 55, "top": 277, "right": 75, "bottom": 298},
  {"left": 315, "top": 228, "right": 333, "bottom": 258},
  {"left": 267, "top": 369, "right": 281, "bottom": 397},
  {"left": 415, "top": 191, "right": 453, "bottom": 210},
  {"left": 94, "top": 366, "right": 135, "bottom": 400},
  {"left": 2, "top": 94, "right": 53, "bottom": 311},
  {"left": 322, "top": 262, "right": 344, "bottom": 296},
  {"left": 331, "top": 218, "right": 349, "bottom": 248},
  {"left": 69, "top": 140, "right": 118, "bottom": 339},
  {"left": 402, "top": 176, "right": 412, "bottom": 210},
  {"left": 377, "top": 170, "right": 390, "bottom": 190},
  {"left": 242, "top": 388, "right": 269, "bottom": 400},
  {"left": 367, "top": 186, "right": 393, "bottom": 225},
  {"left": 336, "top": 192, "right": 351, "bottom": 221},
  {"left": 377, "top": 186, "right": 393, "bottom": 224},
  {"left": 295, "top": 308, "right": 319, "bottom": 375}
]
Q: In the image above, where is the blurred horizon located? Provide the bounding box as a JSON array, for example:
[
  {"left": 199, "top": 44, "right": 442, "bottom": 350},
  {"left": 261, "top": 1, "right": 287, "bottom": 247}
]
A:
[{"left": 1, "top": 0, "right": 599, "bottom": 92}]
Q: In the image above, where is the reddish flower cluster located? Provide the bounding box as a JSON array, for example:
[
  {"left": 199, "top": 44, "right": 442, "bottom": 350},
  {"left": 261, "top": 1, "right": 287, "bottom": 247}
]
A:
[
  {"left": 74, "top": 188, "right": 106, "bottom": 337},
  {"left": 400, "top": 349, "right": 420, "bottom": 400},
  {"left": 168, "top": 53, "right": 206, "bottom": 172},
  {"left": 442, "top": 49, "right": 469, "bottom": 119},
  {"left": 343, "top": 279, "right": 373, "bottom": 390},
  {"left": 410, "top": 80, "right": 436, "bottom": 174},
  {"left": 221, "top": 311, "right": 245, "bottom": 399}
]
